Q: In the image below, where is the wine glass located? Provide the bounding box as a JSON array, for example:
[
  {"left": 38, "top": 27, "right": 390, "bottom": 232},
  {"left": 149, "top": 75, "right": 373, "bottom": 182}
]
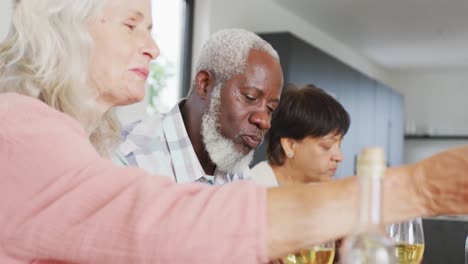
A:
[
  {"left": 388, "top": 218, "right": 425, "bottom": 264},
  {"left": 282, "top": 240, "right": 335, "bottom": 264}
]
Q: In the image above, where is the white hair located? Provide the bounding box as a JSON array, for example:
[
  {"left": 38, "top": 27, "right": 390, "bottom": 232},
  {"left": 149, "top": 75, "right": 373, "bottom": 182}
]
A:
[
  {"left": 190, "top": 28, "right": 279, "bottom": 94},
  {"left": 201, "top": 83, "right": 254, "bottom": 174},
  {"left": 0, "top": 0, "right": 120, "bottom": 156}
]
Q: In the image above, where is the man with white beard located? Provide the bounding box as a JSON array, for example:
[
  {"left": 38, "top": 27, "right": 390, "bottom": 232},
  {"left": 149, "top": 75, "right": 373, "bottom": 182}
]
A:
[{"left": 116, "top": 28, "right": 282, "bottom": 184}]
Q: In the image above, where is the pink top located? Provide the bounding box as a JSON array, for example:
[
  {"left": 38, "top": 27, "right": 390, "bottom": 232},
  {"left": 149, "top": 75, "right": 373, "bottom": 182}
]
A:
[{"left": 0, "top": 93, "right": 268, "bottom": 264}]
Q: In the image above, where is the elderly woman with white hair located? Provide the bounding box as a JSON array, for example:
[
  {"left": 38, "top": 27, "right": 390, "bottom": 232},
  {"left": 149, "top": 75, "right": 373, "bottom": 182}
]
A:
[{"left": 2, "top": 0, "right": 468, "bottom": 263}]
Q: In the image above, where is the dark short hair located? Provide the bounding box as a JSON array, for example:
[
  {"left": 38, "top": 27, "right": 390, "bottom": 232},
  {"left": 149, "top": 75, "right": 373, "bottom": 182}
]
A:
[{"left": 266, "top": 84, "right": 351, "bottom": 166}]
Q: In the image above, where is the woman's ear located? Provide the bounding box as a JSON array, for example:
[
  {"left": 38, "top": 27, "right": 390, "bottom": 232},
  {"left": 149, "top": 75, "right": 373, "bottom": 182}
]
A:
[{"left": 280, "top": 137, "right": 296, "bottom": 159}]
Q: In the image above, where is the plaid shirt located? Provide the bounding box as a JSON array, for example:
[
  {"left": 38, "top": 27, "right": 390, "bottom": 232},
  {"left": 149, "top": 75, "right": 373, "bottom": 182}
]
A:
[{"left": 116, "top": 100, "right": 250, "bottom": 185}]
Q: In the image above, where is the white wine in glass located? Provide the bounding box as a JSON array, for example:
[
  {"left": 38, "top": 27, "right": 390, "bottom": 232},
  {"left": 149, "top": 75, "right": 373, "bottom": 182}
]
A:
[
  {"left": 283, "top": 241, "right": 335, "bottom": 264},
  {"left": 388, "top": 218, "right": 425, "bottom": 264}
]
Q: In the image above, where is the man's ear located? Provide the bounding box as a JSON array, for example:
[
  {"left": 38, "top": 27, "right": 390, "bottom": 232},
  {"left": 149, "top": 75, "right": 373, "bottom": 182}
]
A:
[{"left": 194, "top": 70, "right": 215, "bottom": 99}]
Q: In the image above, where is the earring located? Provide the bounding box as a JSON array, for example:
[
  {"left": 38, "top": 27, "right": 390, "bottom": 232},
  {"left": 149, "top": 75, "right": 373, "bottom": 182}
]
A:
[{"left": 287, "top": 152, "right": 294, "bottom": 158}]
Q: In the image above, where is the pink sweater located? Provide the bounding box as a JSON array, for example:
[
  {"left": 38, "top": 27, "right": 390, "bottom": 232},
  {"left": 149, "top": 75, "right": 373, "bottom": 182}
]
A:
[{"left": 0, "top": 93, "right": 267, "bottom": 264}]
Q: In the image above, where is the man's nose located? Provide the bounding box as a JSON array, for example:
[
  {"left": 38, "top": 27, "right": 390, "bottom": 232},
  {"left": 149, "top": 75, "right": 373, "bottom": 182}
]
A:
[{"left": 249, "top": 109, "right": 271, "bottom": 131}]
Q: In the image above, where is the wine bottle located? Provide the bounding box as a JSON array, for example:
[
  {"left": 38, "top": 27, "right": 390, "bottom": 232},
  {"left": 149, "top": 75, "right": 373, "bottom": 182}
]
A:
[{"left": 340, "top": 147, "right": 396, "bottom": 264}]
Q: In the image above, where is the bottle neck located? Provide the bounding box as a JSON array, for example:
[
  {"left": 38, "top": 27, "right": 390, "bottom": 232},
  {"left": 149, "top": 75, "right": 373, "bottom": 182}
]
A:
[{"left": 357, "top": 172, "right": 383, "bottom": 231}]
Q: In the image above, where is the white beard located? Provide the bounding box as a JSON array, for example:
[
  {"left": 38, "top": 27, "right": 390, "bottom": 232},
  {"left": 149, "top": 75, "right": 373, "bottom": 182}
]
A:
[{"left": 201, "top": 84, "right": 254, "bottom": 174}]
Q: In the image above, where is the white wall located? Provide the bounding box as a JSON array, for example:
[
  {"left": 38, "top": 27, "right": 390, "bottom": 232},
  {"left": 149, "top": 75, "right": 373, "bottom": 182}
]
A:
[
  {"left": 391, "top": 70, "right": 468, "bottom": 136},
  {"left": 0, "top": 1, "right": 12, "bottom": 41},
  {"left": 390, "top": 70, "right": 468, "bottom": 163}
]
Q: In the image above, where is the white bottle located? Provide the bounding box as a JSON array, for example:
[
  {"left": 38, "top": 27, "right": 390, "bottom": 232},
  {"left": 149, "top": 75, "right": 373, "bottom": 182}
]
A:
[{"left": 340, "top": 147, "right": 396, "bottom": 264}]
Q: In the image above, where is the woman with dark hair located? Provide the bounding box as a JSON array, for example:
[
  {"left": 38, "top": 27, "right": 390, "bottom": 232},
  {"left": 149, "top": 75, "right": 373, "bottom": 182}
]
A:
[{"left": 251, "top": 84, "right": 350, "bottom": 186}]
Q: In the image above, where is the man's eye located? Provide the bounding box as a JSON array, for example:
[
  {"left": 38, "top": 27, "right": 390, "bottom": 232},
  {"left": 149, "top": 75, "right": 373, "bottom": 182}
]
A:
[{"left": 244, "top": 94, "right": 257, "bottom": 101}]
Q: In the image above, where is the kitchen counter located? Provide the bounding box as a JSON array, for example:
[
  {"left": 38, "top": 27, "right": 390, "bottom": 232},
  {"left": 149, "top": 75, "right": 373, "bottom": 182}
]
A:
[{"left": 425, "top": 215, "right": 468, "bottom": 222}]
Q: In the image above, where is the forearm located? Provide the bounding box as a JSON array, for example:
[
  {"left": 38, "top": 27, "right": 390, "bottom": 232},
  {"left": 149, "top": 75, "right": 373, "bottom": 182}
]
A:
[
  {"left": 408, "top": 145, "right": 468, "bottom": 216},
  {"left": 381, "top": 165, "right": 428, "bottom": 223},
  {"left": 381, "top": 146, "right": 468, "bottom": 220}
]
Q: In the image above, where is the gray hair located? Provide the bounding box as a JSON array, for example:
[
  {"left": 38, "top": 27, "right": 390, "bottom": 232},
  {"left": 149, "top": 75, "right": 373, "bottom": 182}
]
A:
[
  {"left": 0, "top": 0, "right": 120, "bottom": 156},
  {"left": 190, "top": 28, "right": 279, "bottom": 95}
]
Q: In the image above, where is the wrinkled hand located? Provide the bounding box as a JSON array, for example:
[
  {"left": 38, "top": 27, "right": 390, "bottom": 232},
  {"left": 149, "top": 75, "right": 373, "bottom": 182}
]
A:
[{"left": 412, "top": 145, "right": 468, "bottom": 216}]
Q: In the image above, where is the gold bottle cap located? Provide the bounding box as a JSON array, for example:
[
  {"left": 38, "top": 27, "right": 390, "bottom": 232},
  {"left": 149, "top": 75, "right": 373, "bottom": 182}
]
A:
[
  {"left": 357, "top": 147, "right": 386, "bottom": 178},
  {"left": 358, "top": 147, "right": 385, "bottom": 164}
]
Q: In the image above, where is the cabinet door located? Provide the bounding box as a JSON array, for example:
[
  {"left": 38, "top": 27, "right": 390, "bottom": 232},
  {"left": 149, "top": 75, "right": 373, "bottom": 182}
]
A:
[
  {"left": 356, "top": 76, "right": 377, "bottom": 149},
  {"left": 288, "top": 35, "right": 342, "bottom": 98},
  {"left": 335, "top": 67, "right": 359, "bottom": 177},
  {"left": 389, "top": 91, "right": 404, "bottom": 166},
  {"left": 375, "top": 83, "right": 392, "bottom": 165}
]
